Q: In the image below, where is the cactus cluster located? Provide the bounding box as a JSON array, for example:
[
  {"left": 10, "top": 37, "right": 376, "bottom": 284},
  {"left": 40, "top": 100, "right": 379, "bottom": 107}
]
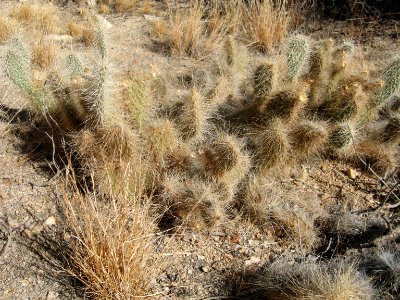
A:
[{"left": 5, "top": 31, "right": 400, "bottom": 232}]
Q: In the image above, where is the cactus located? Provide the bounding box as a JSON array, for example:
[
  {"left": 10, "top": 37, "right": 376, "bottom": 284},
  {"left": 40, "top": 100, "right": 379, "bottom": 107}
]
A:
[
  {"left": 262, "top": 89, "right": 307, "bottom": 121},
  {"left": 66, "top": 54, "right": 83, "bottom": 78},
  {"left": 253, "top": 62, "right": 275, "bottom": 101},
  {"left": 145, "top": 118, "right": 179, "bottom": 165},
  {"left": 285, "top": 35, "right": 309, "bottom": 82},
  {"left": 201, "top": 136, "right": 239, "bottom": 176},
  {"left": 225, "top": 35, "right": 236, "bottom": 66},
  {"left": 253, "top": 119, "right": 290, "bottom": 172},
  {"left": 175, "top": 89, "right": 207, "bottom": 141},
  {"left": 125, "top": 78, "right": 150, "bottom": 129},
  {"left": 374, "top": 57, "right": 400, "bottom": 107},
  {"left": 321, "top": 81, "right": 360, "bottom": 122},
  {"left": 291, "top": 120, "right": 328, "bottom": 158},
  {"left": 328, "top": 123, "right": 355, "bottom": 150},
  {"left": 382, "top": 113, "right": 400, "bottom": 143},
  {"left": 5, "top": 38, "right": 49, "bottom": 112}
]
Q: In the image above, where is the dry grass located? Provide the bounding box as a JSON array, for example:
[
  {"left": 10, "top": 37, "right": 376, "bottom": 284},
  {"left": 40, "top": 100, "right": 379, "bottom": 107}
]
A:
[
  {"left": 31, "top": 41, "right": 56, "bottom": 69},
  {"left": 152, "top": 0, "right": 234, "bottom": 58},
  {"left": 68, "top": 22, "right": 84, "bottom": 37},
  {"left": 11, "top": 3, "right": 60, "bottom": 34},
  {"left": 115, "top": 0, "right": 137, "bottom": 13},
  {"left": 0, "top": 16, "right": 16, "bottom": 44},
  {"left": 241, "top": 176, "right": 324, "bottom": 251},
  {"left": 152, "top": 0, "right": 293, "bottom": 57},
  {"left": 62, "top": 164, "right": 159, "bottom": 299},
  {"left": 243, "top": 0, "right": 291, "bottom": 52},
  {"left": 254, "top": 258, "right": 374, "bottom": 299},
  {"left": 98, "top": 4, "right": 110, "bottom": 15}
]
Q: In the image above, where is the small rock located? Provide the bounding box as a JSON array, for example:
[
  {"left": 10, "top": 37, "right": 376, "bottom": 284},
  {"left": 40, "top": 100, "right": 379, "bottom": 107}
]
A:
[
  {"left": 95, "top": 15, "right": 113, "bottom": 30},
  {"left": 346, "top": 168, "right": 358, "bottom": 179},
  {"left": 143, "top": 14, "right": 163, "bottom": 22},
  {"left": 31, "top": 224, "right": 44, "bottom": 234},
  {"left": 200, "top": 265, "right": 210, "bottom": 273},
  {"left": 46, "top": 291, "right": 58, "bottom": 300},
  {"left": 44, "top": 216, "right": 56, "bottom": 226},
  {"left": 245, "top": 256, "right": 261, "bottom": 267},
  {"left": 22, "top": 229, "right": 33, "bottom": 239},
  {"left": 213, "top": 236, "right": 220, "bottom": 242},
  {"left": 87, "top": 0, "right": 96, "bottom": 6},
  {"left": 44, "top": 35, "right": 73, "bottom": 44},
  {"left": 248, "top": 239, "right": 259, "bottom": 247},
  {"left": 187, "top": 269, "right": 193, "bottom": 275},
  {"left": 8, "top": 219, "right": 19, "bottom": 228}
]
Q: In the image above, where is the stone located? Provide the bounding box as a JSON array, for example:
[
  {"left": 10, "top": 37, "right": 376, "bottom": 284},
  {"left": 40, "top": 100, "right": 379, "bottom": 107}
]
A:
[
  {"left": 44, "top": 216, "right": 56, "bottom": 227},
  {"left": 346, "top": 168, "right": 358, "bottom": 179},
  {"left": 44, "top": 35, "right": 73, "bottom": 44},
  {"left": 95, "top": 15, "right": 113, "bottom": 30},
  {"left": 143, "top": 14, "right": 162, "bottom": 22},
  {"left": 22, "top": 229, "right": 33, "bottom": 239},
  {"left": 46, "top": 291, "right": 59, "bottom": 300},
  {"left": 31, "top": 224, "right": 44, "bottom": 234},
  {"left": 244, "top": 256, "right": 261, "bottom": 267},
  {"left": 87, "top": 0, "right": 96, "bottom": 6},
  {"left": 200, "top": 265, "right": 210, "bottom": 273}
]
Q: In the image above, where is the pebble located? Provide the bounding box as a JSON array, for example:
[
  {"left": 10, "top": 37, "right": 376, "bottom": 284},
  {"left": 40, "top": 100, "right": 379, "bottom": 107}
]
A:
[
  {"left": 31, "top": 224, "right": 44, "bottom": 235},
  {"left": 244, "top": 256, "right": 261, "bottom": 267},
  {"left": 22, "top": 229, "right": 33, "bottom": 239},
  {"left": 43, "top": 216, "right": 56, "bottom": 227},
  {"left": 46, "top": 291, "right": 58, "bottom": 300},
  {"left": 346, "top": 168, "right": 358, "bottom": 179},
  {"left": 200, "top": 266, "right": 210, "bottom": 273}
]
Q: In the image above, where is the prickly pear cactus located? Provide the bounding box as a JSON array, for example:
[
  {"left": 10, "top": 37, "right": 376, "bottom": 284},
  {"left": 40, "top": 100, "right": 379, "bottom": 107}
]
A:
[
  {"left": 285, "top": 36, "right": 309, "bottom": 82},
  {"left": 375, "top": 57, "right": 400, "bottom": 107},
  {"left": 66, "top": 54, "right": 83, "bottom": 78},
  {"left": 5, "top": 38, "right": 32, "bottom": 93},
  {"left": 253, "top": 63, "right": 274, "bottom": 101}
]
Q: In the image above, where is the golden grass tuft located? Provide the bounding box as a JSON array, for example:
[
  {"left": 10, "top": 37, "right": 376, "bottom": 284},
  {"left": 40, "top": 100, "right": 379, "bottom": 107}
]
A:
[
  {"left": 115, "top": 0, "right": 137, "bottom": 13},
  {"left": 31, "top": 41, "right": 56, "bottom": 69},
  {"left": 254, "top": 258, "right": 374, "bottom": 299},
  {"left": 98, "top": 4, "right": 110, "bottom": 15},
  {"left": 0, "top": 16, "right": 16, "bottom": 44},
  {"left": 62, "top": 165, "right": 158, "bottom": 299},
  {"left": 242, "top": 0, "right": 291, "bottom": 53},
  {"left": 11, "top": 3, "right": 60, "bottom": 34},
  {"left": 68, "top": 22, "right": 84, "bottom": 38},
  {"left": 242, "top": 176, "right": 323, "bottom": 251},
  {"left": 152, "top": 1, "right": 230, "bottom": 58}
]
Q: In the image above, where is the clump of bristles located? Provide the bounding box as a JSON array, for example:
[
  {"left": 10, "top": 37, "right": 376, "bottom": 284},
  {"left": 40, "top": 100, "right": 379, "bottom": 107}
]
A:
[
  {"left": 290, "top": 120, "right": 328, "bottom": 159},
  {"left": 240, "top": 176, "right": 323, "bottom": 251},
  {"left": 359, "top": 251, "right": 400, "bottom": 298},
  {"left": 250, "top": 257, "right": 374, "bottom": 299}
]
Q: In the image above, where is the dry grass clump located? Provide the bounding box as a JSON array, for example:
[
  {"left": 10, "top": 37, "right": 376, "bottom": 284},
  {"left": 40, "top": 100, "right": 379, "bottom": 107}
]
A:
[
  {"left": 98, "top": 4, "right": 110, "bottom": 15},
  {"left": 241, "top": 176, "right": 324, "bottom": 250},
  {"left": 11, "top": 3, "right": 60, "bottom": 34},
  {"left": 243, "top": 0, "right": 291, "bottom": 53},
  {"left": 0, "top": 16, "right": 16, "bottom": 43},
  {"left": 68, "top": 22, "right": 85, "bottom": 38},
  {"left": 360, "top": 251, "right": 400, "bottom": 297},
  {"left": 252, "top": 258, "right": 374, "bottom": 299},
  {"left": 151, "top": 1, "right": 232, "bottom": 58},
  {"left": 115, "top": 0, "right": 137, "bottom": 13},
  {"left": 31, "top": 41, "right": 56, "bottom": 69},
  {"left": 151, "top": 0, "right": 294, "bottom": 57},
  {"left": 62, "top": 166, "right": 158, "bottom": 299}
]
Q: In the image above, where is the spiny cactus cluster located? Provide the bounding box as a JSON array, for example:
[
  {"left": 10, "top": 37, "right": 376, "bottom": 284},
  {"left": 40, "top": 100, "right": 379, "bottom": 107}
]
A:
[
  {"left": 5, "top": 29, "right": 110, "bottom": 130},
  {"left": 5, "top": 32, "right": 400, "bottom": 234}
]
